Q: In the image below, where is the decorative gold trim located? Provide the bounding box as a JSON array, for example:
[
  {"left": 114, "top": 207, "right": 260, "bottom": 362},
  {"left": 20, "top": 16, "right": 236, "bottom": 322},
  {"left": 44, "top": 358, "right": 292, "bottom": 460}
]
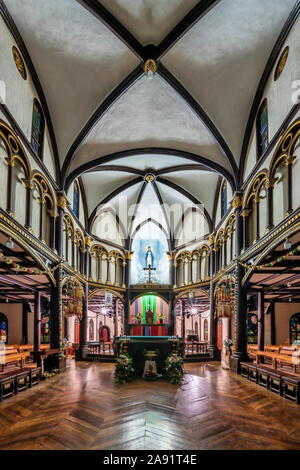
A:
[
  {"left": 144, "top": 59, "right": 157, "bottom": 76},
  {"left": 232, "top": 194, "right": 243, "bottom": 209},
  {"left": 274, "top": 46, "right": 289, "bottom": 82},
  {"left": 88, "top": 287, "right": 125, "bottom": 302},
  {"left": 85, "top": 236, "right": 92, "bottom": 246},
  {"left": 209, "top": 234, "right": 215, "bottom": 246},
  {"left": 57, "top": 195, "right": 67, "bottom": 210},
  {"left": 12, "top": 46, "right": 27, "bottom": 80}
]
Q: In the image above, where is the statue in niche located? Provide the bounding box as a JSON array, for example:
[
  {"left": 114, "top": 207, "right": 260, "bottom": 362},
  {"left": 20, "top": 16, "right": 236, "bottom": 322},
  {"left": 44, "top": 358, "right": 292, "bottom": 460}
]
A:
[
  {"left": 145, "top": 246, "right": 154, "bottom": 268},
  {"left": 146, "top": 308, "right": 154, "bottom": 324}
]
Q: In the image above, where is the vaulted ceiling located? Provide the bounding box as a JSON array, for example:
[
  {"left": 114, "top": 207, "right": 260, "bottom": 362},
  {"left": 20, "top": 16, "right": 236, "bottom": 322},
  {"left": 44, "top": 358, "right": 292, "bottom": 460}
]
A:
[{"left": 3, "top": 0, "right": 297, "bottom": 238}]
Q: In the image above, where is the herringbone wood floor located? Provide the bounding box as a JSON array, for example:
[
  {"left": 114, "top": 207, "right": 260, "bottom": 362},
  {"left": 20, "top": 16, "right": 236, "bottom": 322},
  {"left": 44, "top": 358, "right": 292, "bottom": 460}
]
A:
[{"left": 0, "top": 360, "right": 300, "bottom": 450}]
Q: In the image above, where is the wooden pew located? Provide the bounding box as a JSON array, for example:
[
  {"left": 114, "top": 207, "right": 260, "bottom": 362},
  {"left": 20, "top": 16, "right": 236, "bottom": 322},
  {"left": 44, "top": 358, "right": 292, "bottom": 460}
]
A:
[{"left": 0, "top": 351, "right": 31, "bottom": 372}]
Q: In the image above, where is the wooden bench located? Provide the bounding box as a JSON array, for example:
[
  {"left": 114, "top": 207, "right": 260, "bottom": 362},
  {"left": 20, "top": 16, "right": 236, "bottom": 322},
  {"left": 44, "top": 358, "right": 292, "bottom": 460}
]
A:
[
  {"left": 240, "top": 362, "right": 300, "bottom": 404},
  {"left": 0, "top": 371, "right": 17, "bottom": 400},
  {"left": 0, "top": 351, "right": 31, "bottom": 372}
]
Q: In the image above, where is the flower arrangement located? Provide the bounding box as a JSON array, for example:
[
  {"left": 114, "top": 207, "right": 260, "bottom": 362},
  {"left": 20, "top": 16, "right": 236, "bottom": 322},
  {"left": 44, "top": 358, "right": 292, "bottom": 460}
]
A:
[
  {"left": 136, "top": 312, "right": 142, "bottom": 323},
  {"left": 143, "top": 364, "right": 159, "bottom": 381},
  {"left": 165, "top": 353, "right": 184, "bottom": 384},
  {"left": 114, "top": 354, "right": 135, "bottom": 384}
]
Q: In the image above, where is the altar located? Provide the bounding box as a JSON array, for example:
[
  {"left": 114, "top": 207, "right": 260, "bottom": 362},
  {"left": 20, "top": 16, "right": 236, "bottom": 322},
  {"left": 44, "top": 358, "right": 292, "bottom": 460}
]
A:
[{"left": 114, "top": 336, "right": 184, "bottom": 373}]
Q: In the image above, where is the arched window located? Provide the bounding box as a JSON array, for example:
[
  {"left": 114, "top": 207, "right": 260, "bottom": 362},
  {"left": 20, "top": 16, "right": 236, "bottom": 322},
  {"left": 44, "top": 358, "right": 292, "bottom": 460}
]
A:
[
  {"left": 203, "top": 319, "right": 208, "bottom": 341},
  {"left": 89, "top": 319, "right": 94, "bottom": 341},
  {"left": 257, "top": 99, "right": 268, "bottom": 159},
  {"left": 73, "top": 181, "right": 80, "bottom": 218},
  {"left": 0, "top": 313, "right": 8, "bottom": 344},
  {"left": 31, "top": 99, "right": 44, "bottom": 158},
  {"left": 248, "top": 313, "right": 258, "bottom": 344},
  {"left": 221, "top": 180, "right": 227, "bottom": 218},
  {"left": 290, "top": 313, "right": 300, "bottom": 343}
]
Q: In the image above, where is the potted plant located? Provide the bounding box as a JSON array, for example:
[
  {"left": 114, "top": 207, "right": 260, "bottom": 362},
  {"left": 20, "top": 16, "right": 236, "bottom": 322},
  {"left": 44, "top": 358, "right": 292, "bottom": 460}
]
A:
[
  {"left": 164, "top": 353, "right": 184, "bottom": 384},
  {"left": 114, "top": 354, "right": 135, "bottom": 384}
]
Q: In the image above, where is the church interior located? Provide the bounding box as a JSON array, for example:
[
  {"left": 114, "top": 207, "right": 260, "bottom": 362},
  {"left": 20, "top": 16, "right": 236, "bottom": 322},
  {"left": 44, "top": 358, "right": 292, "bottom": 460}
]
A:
[{"left": 0, "top": 0, "right": 300, "bottom": 452}]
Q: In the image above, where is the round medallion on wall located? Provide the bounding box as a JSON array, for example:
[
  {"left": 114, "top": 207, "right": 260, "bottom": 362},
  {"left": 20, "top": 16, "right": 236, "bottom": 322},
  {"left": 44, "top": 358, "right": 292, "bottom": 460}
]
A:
[
  {"left": 12, "top": 46, "right": 27, "bottom": 80},
  {"left": 274, "top": 46, "right": 289, "bottom": 81}
]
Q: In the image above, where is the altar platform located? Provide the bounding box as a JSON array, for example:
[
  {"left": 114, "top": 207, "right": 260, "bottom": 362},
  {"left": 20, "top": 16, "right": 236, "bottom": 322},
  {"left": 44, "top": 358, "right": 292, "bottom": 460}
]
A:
[{"left": 114, "top": 336, "right": 184, "bottom": 373}]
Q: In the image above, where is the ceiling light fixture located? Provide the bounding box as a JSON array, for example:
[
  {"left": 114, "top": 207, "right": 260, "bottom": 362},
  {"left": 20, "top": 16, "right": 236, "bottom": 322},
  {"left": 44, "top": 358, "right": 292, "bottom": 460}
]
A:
[
  {"left": 5, "top": 237, "right": 14, "bottom": 249},
  {"left": 144, "top": 59, "right": 157, "bottom": 80}
]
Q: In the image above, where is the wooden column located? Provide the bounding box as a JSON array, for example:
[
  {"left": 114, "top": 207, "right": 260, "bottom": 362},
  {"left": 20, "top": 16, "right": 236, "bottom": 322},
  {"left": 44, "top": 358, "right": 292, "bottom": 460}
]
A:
[
  {"left": 34, "top": 291, "right": 41, "bottom": 352},
  {"left": 208, "top": 235, "right": 217, "bottom": 358},
  {"left": 168, "top": 292, "right": 175, "bottom": 336},
  {"left": 286, "top": 157, "right": 294, "bottom": 216},
  {"left": 6, "top": 159, "right": 14, "bottom": 216},
  {"left": 124, "top": 251, "right": 132, "bottom": 335},
  {"left": 114, "top": 300, "right": 119, "bottom": 337},
  {"left": 22, "top": 301, "right": 28, "bottom": 344},
  {"left": 231, "top": 193, "right": 248, "bottom": 373},
  {"left": 270, "top": 302, "right": 276, "bottom": 345},
  {"left": 79, "top": 240, "right": 90, "bottom": 357},
  {"left": 257, "top": 291, "right": 264, "bottom": 351},
  {"left": 265, "top": 178, "right": 276, "bottom": 232},
  {"left": 50, "top": 193, "right": 65, "bottom": 350},
  {"left": 241, "top": 209, "right": 250, "bottom": 251},
  {"left": 24, "top": 179, "right": 33, "bottom": 231}
]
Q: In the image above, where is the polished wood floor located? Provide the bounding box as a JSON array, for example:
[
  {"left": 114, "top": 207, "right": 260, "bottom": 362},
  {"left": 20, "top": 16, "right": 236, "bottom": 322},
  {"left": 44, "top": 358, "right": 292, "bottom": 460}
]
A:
[{"left": 0, "top": 360, "right": 300, "bottom": 450}]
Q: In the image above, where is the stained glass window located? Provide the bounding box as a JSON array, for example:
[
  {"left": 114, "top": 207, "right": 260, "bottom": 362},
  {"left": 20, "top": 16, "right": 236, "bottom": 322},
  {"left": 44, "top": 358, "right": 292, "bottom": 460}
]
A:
[
  {"left": 73, "top": 181, "right": 79, "bottom": 218},
  {"left": 89, "top": 319, "right": 94, "bottom": 341},
  {"left": 257, "top": 99, "right": 268, "bottom": 159},
  {"left": 0, "top": 313, "right": 8, "bottom": 343},
  {"left": 221, "top": 180, "right": 227, "bottom": 218},
  {"left": 248, "top": 313, "right": 258, "bottom": 344},
  {"left": 203, "top": 319, "right": 208, "bottom": 341},
  {"left": 290, "top": 313, "right": 300, "bottom": 343},
  {"left": 31, "top": 99, "right": 44, "bottom": 158}
]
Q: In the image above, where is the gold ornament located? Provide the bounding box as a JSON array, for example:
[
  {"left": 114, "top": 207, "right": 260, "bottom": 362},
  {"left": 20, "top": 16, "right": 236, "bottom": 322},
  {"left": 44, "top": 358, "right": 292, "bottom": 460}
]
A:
[
  {"left": 232, "top": 195, "right": 243, "bottom": 209},
  {"left": 12, "top": 46, "right": 27, "bottom": 80},
  {"left": 144, "top": 59, "right": 157, "bottom": 76},
  {"left": 209, "top": 234, "right": 215, "bottom": 246},
  {"left": 274, "top": 46, "right": 289, "bottom": 81},
  {"left": 57, "top": 195, "right": 67, "bottom": 210}
]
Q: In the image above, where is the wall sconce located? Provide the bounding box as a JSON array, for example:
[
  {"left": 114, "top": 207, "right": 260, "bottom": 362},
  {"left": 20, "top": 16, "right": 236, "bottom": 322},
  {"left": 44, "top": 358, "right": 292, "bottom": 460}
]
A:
[{"left": 144, "top": 59, "right": 157, "bottom": 80}]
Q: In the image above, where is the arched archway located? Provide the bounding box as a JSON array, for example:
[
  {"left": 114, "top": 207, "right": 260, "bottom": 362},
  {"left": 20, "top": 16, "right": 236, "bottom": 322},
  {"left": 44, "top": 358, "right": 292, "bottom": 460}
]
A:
[{"left": 99, "top": 325, "right": 110, "bottom": 343}]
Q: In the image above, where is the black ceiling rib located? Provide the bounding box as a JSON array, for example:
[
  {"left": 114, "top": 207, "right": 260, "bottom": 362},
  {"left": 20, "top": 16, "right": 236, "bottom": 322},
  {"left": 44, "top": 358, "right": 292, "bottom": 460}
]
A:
[
  {"left": 156, "top": 176, "right": 213, "bottom": 233},
  {"left": 129, "top": 218, "right": 171, "bottom": 251},
  {"left": 173, "top": 205, "right": 209, "bottom": 241},
  {"left": 88, "top": 176, "right": 143, "bottom": 231},
  {"left": 152, "top": 181, "right": 173, "bottom": 246},
  {"left": 61, "top": 65, "right": 144, "bottom": 184},
  {"left": 90, "top": 206, "right": 127, "bottom": 241},
  {"left": 0, "top": 0, "right": 60, "bottom": 184},
  {"left": 86, "top": 165, "right": 145, "bottom": 176},
  {"left": 65, "top": 147, "right": 236, "bottom": 192},
  {"left": 78, "top": 176, "right": 89, "bottom": 230},
  {"left": 156, "top": 0, "right": 221, "bottom": 59},
  {"left": 239, "top": 1, "right": 300, "bottom": 186},
  {"left": 76, "top": 0, "right": 144, "bottom": 59},
  {"left": 157, "top": 64, "right": 238, "bottom": 184},
  {"left": 156, "top": 164, "right": 214, "bottom": 176},
  {"left": 127, "top": 181, "right": 147, "bottom": 240}
]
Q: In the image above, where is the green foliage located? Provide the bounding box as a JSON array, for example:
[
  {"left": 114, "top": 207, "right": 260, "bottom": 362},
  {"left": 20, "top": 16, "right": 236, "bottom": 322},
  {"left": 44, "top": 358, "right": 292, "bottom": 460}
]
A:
[
  {"left": 164, "top": 353, "right": 184, "bottom": 384},
  {"left": 41, "top": 368, "right": 59, "bottom": 380},
  {"left": 114, "top": 354, "right": 135, "bottom": 384}
]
